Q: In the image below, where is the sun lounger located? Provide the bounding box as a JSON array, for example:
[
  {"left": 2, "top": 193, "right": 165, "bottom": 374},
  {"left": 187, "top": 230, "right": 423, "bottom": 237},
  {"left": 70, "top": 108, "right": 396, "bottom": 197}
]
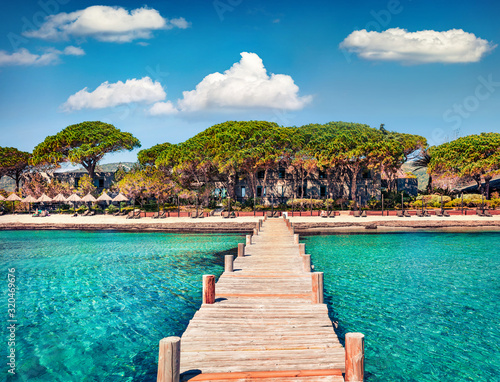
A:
[
  {"left": 484, "top": 210, "right": 493, "bottom": 217},
  {"left": 328, "top": 210, "right": 335, "bottom": 218},
  {"left": 442, "top": 210, "right": 450, "bottom": 217},
  {"left": 361, "top": 210, "right": 367, "bottom": 217},
  {"left": 190, "top": 211, "right": 198, "bottom": 218},
  {"left": 396, "top": 211, "right": 404, "bottom": 217},
  {"left": 81, "top": 210, "right": 89, "bottom": 216},
  {"left": 476, "top": 208, "right": 485, "bottom": 217},
  {"left": 222, "top": 211, "right": 229, "bottom": 219},
  {"left": 353, "top": 211, "right": 361, "bottom": 217},
  {"left": 230, "top": 211, "right": 236, "bottom": 218},
  {"left": 152, "top": 212, "right": 159, "bottom": 219},
  {"left": 435, "top": 210, "right": 443, "bottom": 217},
  {"left": 113, "top": 211, "right": 121, "bottom": 216},
  {"left": 404, "top": 210, "right": 411, "bottom": 217},
  {"left": 88, "top": 211, "right": 95, "bottom": 216},
  {"left": 32, "top": 211, "right": 40, "bottom": 217},
  {"left": 198, "top": 212, "right": 205, "bottom": 218},
  {"left": 159, "top": 211, "right": 166, "bottom": 219},
  {"left": 416, "top": 211, "right": 424, "bottom": 217},
  {"left": 320, "top": 210, "right": 328, "bottom": 218}
]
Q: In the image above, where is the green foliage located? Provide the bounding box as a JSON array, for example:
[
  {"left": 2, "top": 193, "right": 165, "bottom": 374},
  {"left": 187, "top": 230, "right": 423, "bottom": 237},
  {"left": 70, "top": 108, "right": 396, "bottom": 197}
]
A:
[
  {"left": 0, "top": 147, "right": 31, "bottom": 191},
  {"left": 31, "top": 121, "right": 141, "bottom": 179},
  {"left": 138, "top": 143, "right": 172, "bottom": 166},
  {"left": 77, "top": 174, "right": 97, "bottom": 196},
  {"left": 429, "top": 133, "right": 500, "bottom": 196}
]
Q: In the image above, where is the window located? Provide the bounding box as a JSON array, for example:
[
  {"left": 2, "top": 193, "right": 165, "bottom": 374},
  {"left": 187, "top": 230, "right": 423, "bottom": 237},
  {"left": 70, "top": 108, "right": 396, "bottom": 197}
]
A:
[
  {"left": 278, "top": 168, "right": 285, "bottom": 179},
  {"left": 319, "top": 170, "right": 326, "bottom": 179},
  {"left": 257, "top": 186, "right": 262, "bottom": 197},
  {"left": 74, "top": 177, "right": 80, "bottom": 188},
  {"left": 241, "top": 186, "right": 246, "bottom": 198},
  {"left": 98, "top": 178, "right": 104, "bottom": 188},
  {"left": 257, "top": 171, "right": 265, "bottom": 179},
  {"left": 362, "top": 170, "right": 371, "bottom": 179},
  {"left": 320, "top": 186, "right": 327, "bottom": 198}
]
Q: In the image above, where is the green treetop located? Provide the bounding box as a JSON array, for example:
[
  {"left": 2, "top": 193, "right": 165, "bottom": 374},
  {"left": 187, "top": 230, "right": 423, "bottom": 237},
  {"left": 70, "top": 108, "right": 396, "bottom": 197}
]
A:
[{"left": 31, "top": 121, "right": 141, "bottom": 179}]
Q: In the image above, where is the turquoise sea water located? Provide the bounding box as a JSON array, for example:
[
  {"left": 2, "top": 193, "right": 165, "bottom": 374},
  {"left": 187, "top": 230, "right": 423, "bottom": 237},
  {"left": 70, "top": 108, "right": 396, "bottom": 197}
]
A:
[
  {"left": 304, "top": 232, "right": 500, "bottom": 382},
  {"left": 2, "top": 231, "right": 499, "bottom": 381},
  {"left": 0, "top": 230, "right": 242, "bottom": 382}
]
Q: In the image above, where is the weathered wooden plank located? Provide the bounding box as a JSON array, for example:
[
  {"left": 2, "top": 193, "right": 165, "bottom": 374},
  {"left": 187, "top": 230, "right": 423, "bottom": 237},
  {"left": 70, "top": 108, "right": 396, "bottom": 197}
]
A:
[{"left": 160, "top": 218, "right": 347, "bottom": 381}]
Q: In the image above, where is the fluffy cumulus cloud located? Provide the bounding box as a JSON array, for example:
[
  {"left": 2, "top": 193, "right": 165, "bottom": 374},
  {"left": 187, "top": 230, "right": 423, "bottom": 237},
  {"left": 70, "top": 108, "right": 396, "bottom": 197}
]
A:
[
  {"left": 149, "top": 52, "right": 311, "bottom": 115},
  {"left": 24, "top": 6, "right": 190, "bottom": 43},
  {"left": 340, "top": 28, "right": 496, "bottom": 64},
  {"left": 0, "top": 46, "right": 84, "bottom": 66},
  {"left": 61, "top": 77, "right": 166, "bottom": 112}
]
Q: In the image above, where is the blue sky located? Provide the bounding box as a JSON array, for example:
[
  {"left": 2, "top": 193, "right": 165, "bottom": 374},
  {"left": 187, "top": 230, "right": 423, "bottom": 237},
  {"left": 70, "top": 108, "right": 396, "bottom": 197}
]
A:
[{"left": 1, "top": 0, "right": 499, "bottom": 164}]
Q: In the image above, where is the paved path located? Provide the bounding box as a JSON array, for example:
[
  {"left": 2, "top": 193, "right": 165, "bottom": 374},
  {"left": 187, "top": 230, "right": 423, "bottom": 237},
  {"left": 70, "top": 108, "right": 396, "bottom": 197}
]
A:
[{"left": 179, "top": 218, "right": 345, "bottom": 382}]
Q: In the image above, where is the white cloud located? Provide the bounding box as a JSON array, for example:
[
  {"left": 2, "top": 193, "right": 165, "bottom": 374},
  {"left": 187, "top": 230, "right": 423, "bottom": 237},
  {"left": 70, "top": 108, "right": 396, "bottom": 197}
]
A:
[
  {"left": 24, "top": 6, "right": 190, "bottom": 43},
  {"left": 149, "top": 101, "right": 178, "bottom": 115},
  {"left": 0, "top": 46, "right": 84, "bottom": 66},
  {"left": 61, "top": 77, "right": 166, "bottom": 112},
  {"left": 339, "top": 28, "right": 496, "bottom": 64},
  {"left": 149, "top": 52, "right": 311, "bottom": 115}
]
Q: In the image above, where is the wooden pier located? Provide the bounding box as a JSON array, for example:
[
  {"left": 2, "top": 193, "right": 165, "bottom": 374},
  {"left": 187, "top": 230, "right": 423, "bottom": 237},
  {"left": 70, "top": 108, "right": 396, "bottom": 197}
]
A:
[{"left": 157, "top": 217, "right": 364, "bottom": 382}]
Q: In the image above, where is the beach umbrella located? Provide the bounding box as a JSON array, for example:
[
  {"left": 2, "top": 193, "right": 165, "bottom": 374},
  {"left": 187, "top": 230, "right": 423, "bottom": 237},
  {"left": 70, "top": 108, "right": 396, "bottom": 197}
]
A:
[
  {"left": 36, "top": 193, "right": 53, "bottom": 203},
  {"left": 66, "top": 193, "right": 82, "bottom": 211},
  {"left": 97, "top": 193, "right": 112, "bottom": 202},
  {"left": 112, "top": 193, "right": 129, "bottom": 212},
  {"left": 82, "top": 193, "right": 97, "bottom": 212},
  {"left": 0, "top": 194, "right": 5, "bottom": 201},
  {"left": 53, "top": 193, "right": 67, "bottom": 213},
  {"left": 97, "top": 193, "right": 113, "bottom": 212},
  {"left": 6, "top": 193, "right": 21, "bottom": 213},
  {"left": 22, "top": 195, "right": 37, "bottom": 213}
]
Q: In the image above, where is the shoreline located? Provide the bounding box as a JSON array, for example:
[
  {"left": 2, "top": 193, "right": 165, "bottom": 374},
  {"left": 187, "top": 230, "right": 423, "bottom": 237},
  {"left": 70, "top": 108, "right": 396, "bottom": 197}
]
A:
[{"left": 1, "top": 214, "right": 499, "bottom": 234}]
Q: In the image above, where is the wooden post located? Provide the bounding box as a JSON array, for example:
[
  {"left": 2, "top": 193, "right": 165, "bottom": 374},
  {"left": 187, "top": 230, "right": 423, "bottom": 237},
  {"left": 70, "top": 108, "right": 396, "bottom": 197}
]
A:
[
  {"left": 311, "top": 272, "right": 324, "bottom": 303},
  {"left": 255, "top": 222, "right": 260, "bottom": 231},
  {"left": 246, "top": 235, "right": 252, "bottom": 245},
  {"left": 259, "top": 219, "right": 263, "bottom": 228},
  {"left": 253, "top": 228, "right": 258, "bottom": 236},
  {"left": 157, "top": 336, "right": 181, "bottom": 382},
  {"left": 203, "top": 275, "right": 215, "bottom": 304},
  {"left": 299, "top": 243, "right": 305, "bottom": 255},
  {"left": 302, "top": 254, "right": 311, "bottom": 272},
  {"left": 225, "top": 255, "right": 233, "bottom": 273},
  {"left": 238, "top": 243, "right": 245, "bottom": 257},
  {"left": 294, "top": 234, "right": 299, "bottom": 244},
  {"left": 345, "top": 333, "right": 365, "bottom": 382}
]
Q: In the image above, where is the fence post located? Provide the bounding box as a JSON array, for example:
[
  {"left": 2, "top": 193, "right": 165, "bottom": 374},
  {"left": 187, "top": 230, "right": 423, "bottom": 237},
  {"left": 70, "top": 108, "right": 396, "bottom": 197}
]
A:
[
  {"left": 294, "top": 234, "right": 299, "bottom": 244},
  {"left": 253, "top": 228, "right": 258, "bottom": 236},
  {"left": 246, "top": 235, "right": 252, "bottom": 245},
  {"left": 345, "top": 333, "right": 365, "bottom": 382},
  {"left": 302, "top": 254, "right": 311, "bottom": 272},
  {"left": 238, "top": 243, "right": 245, "bottom": 257},
  {"left": 225, "top": 255, "right": 233, "bottom": 272},
  {"left": 203, "top": 275, "right": 215, "bottom": 304},
  {"left": 157, "top": 336, "right": 180, "bottom": 382},
  {"left": 299, "top": 243, "right": 305, "bottom": 255},
  {"left": 311, "top": 272, "right": 324, "bottom": 303}
]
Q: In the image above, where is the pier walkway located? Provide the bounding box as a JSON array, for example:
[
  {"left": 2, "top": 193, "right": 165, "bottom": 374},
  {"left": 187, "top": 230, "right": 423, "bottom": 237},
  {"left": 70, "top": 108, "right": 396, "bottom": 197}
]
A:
[{"left": 157, "top": 217, "right": 364, "bottom": 382}]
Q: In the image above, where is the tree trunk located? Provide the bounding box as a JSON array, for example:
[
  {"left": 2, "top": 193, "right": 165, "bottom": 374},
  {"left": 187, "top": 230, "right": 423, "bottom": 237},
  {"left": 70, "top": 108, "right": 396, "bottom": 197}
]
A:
[{"left": 484, "top": 175, "right": 492, "bottom": 199}]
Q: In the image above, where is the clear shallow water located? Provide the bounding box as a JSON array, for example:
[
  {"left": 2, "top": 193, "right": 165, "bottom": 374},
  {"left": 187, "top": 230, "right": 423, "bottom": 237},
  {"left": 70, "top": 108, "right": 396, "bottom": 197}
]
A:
[
  {"left": 304, "top": 232, "right": 500, "bottom": 382},
  {"left": 0, "top": 230, "right": 242, "bottom": 382}
]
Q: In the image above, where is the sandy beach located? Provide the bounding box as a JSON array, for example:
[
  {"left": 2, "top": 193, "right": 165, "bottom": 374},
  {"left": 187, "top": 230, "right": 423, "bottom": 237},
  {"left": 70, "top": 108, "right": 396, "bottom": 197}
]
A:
[{"left": 1, "top": 213, "right": 499, "bottom": 233}]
